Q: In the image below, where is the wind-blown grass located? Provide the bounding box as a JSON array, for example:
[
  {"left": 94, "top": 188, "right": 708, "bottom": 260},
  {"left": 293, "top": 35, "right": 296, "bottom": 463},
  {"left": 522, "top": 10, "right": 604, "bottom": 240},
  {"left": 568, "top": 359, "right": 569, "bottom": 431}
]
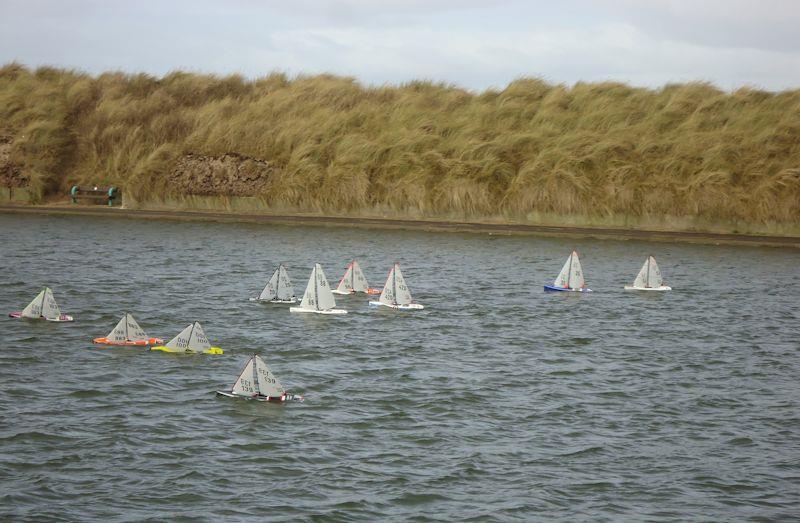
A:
[{"left": 1, "top": 63, "right": 798, "bottom": 225}]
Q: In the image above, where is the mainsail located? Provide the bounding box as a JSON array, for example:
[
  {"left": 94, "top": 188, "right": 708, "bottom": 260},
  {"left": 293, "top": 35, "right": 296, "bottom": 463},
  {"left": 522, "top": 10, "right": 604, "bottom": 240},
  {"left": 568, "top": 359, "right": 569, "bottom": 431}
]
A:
[
  {"left": 336, "top": 261, "right": 370, "bottom": 293},
  {"left": 258, "top": 265, "right": 295, "bottom": 301},
  {"left": 553, "top": 251, "right": 585, "bottom": 290},
  {"left": 187, "top": 322, "right": 212, "bottom": 351},
  {"left": 164, "top": 323, "right": 193, "bottom": 352},
  {"left": 21, "top": 289, "right": 46, "bottom": 318},
  {"left": 41, "top": 288, "right": 61, "bottom": 319},
  {"left": 379, "top": 263, "right": 414, "bottom": 306},
  {"left": 275, "top": 265, "right": 294, "bottom": 301},
  {"left": 164, "top": 322, "right": 212, "bottom": 352},
  {"left": 632, "top": 256, "right": 663, "bottom": 288},
  {"left": 231, "top": 355, "right": 285, "bottom": 397},
  {"left": 254, "top": 355, "right": 284, "bottom": 397},
  {"left": 258, "top": 267, "right": 281, "bottom": 301},
  {"left": 232, "top": 357, "right": 257, "bottom": 396},
  {"left": 351, "top": 261, "right": 369, "bottom": 293},
  {"left": 21, "top": 287, "right": 61, "bottom": 319},
  {"left": 106, "top": 313, "right": 149, "bottom": 342},
  {"left": 300, "top": 264, "right": 336, "bottom": 311}
]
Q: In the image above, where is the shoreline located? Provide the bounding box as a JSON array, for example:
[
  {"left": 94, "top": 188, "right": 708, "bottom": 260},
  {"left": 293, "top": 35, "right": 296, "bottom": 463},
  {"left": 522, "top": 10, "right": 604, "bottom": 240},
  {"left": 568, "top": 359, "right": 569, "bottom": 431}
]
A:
[{"left": 1, "top": 203, "right": 798, "bottom": 248}]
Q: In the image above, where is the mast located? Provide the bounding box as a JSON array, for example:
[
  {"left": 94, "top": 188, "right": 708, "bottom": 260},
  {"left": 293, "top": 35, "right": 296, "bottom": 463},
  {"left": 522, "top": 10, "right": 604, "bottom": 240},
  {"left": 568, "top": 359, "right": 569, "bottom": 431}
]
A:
[
  {"left": 567, "top": 252, "right": 574, "bottom": 288},
  {"left": 351, "top": 262, "right": 355, "bottom": 291},
  {"left": 187, "top": 322, "right": 196, "bottom": 350},
  {"left": 393, "top": 264, "right": 398, "bottom": 305},
  {"left": 125, "top": 312, "right": 129, "bottom": 340},
  {"left": 39, "top": 288, "right": 47, "bottom": 317},
  {"left": 251, "top": 355, "right": 260, "bottom": 395},
  {"left": 313, "top": 265, "right": 320, "bottom": 310},
  {"left": 646, "top": 256, "right": 651, "bottom": 288},
  {"left": 277, "top": 265, "right": 283, "bottom": 297}
]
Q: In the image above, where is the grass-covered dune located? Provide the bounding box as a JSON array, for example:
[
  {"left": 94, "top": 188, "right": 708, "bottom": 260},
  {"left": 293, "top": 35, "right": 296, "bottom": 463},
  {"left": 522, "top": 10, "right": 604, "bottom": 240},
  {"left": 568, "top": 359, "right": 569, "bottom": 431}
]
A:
[{"left": 1, "top": 63, "right": 798, "bottom": 231}]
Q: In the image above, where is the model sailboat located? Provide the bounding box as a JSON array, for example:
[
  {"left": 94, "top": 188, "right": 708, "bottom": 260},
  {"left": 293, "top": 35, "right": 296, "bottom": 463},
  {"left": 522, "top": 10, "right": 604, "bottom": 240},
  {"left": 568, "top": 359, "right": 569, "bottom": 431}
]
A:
[
  {"left": 332, "top": 260, "right": 381, "bottom": 295},
  {"left": 9, "top": 287, "right": 74, "bottom": 321},
  {"left": 93, "top": 312, "right": 163, "bottom": 346},
  {"left": 250, "top": 264, "right": 296, "bottom": 303},
  {"left": 150, "top": 321, "right": 224, "bottom": 354},
  {"left": 624, "top": 255, "right": 672, "bottom": 291},
  {"left": 369, "top": 263, "right": 424, "bottom": 309},
  {"left": 216, "top": 354, "right": 303, "bottom": 402},
  {"left": 544, "top": 251, "right": 593, "bottom": 292},
  {"left": 289, "top": 264, "right": 347, "bottom": 314}
]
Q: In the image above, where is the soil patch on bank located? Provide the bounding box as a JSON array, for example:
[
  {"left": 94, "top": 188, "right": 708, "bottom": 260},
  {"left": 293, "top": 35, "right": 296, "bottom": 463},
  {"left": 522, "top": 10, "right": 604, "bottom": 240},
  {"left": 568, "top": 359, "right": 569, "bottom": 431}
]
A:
[
  {"left": 0, "top": 136, "right": 26, "bottom": 188},
  {"left": 167, "top": 153, "right": 275, "bottom": 196}
]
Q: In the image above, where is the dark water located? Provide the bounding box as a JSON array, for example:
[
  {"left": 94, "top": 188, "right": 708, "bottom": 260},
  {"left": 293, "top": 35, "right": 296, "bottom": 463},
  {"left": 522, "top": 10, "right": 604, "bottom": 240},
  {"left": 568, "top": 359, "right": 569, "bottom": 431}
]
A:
[{"left": 0, "top": 213, "right": 798, "bottom": 521}]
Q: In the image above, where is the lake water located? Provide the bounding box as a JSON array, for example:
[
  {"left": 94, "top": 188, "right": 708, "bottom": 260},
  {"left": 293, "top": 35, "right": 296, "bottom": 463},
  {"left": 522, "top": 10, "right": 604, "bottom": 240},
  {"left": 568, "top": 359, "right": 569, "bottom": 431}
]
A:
[{"left": 0, "top": 213, "right": 798, "bottom": 521}]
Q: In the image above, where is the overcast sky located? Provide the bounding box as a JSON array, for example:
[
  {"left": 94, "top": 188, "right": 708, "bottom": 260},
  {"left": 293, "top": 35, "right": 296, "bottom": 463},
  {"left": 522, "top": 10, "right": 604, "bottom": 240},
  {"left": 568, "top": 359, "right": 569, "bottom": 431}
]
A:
[{"left": 1, "top": 0, "right": 799, "bottom": 91}]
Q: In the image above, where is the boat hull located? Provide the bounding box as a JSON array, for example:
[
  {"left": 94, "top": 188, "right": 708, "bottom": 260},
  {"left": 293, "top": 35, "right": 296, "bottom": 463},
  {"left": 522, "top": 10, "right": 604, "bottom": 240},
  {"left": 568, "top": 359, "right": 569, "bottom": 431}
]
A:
[
  {"left": 289, "top": 307, "right": 347, "bottom": 315},
  {"left": 368, "top": 301, "right": 425, "bottom": 310},
  {"left": 249, "top": 297, "right": 297, "bottom": 303},
  {"left": 543, "top": 285, "right": 592, "bottom": 293},
  {"left": 216, "top": 390, "right": 304, "bottom": 402},
  {"left": 624, "top": 285, "right": 672, "bottom": 291},
  {"left": 332, "top": 288, "right": 381, "bottom": 296},
  {"left": 9, "top": 312, "right": 74, "bottom": 321},
  {"left": 150, "top": 345, "right": 224, "bottom": 354},
  {"left": 93, "top": 337, "right": 164, "bottom": 346}
]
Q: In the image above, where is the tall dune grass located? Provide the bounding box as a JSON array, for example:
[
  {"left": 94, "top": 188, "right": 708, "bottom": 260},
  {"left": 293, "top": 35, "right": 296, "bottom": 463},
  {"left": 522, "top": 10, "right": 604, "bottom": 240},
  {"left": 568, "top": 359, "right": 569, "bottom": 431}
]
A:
[{"left": 1, "top": 63, "right": 798, "bottom": 224}]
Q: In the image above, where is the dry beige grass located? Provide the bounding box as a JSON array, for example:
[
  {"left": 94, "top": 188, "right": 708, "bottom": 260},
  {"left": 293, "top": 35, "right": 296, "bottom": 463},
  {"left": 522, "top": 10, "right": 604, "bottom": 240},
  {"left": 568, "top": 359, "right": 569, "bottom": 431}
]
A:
[{"left": 1, "top": 63, "right": 798, "bottom": 225}]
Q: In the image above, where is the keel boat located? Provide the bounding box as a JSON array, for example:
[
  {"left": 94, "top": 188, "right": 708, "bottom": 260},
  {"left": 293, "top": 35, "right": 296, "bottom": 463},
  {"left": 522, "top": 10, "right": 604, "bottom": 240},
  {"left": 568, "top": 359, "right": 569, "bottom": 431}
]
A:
[
  {"left": 150, "top": 321, "right": 224, "bottom": 354},
  {"left": 216, "top": 354, "right": 303, "bottom": 402},
  {"left": 369, "top": 263, "right": 424, "bottom": 310},
  {"left": 9, "top": 287, "right": 74, "bottom": 321},
  {"left": 251, "top": 264, "right": 296, "bottom": 303},
  {"left": 289, "top": 264, "right": 347, "bottom": 315},
  {"left": 333, "top": 260, "right": 381, "bottom": 295},
  {"left": 624, "top": 255, "right": 672, "bottom": 291},
  {"left": 93, "top": 312, "right": 163, "bottom": 346},
  {"left": 544, "top": 251, "right": 592, "bottom": 292}
]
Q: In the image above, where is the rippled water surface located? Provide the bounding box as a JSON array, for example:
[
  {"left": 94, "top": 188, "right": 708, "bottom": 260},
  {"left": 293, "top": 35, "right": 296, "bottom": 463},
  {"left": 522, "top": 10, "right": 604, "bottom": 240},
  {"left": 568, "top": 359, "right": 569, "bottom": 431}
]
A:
[{"left": 1, "top": 213, "right": 799, "bottom": 521}]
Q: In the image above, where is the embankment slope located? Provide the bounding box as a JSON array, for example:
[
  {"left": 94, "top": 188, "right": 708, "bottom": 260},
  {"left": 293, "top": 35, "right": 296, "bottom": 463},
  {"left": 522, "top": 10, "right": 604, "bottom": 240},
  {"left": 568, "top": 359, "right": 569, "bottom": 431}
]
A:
[{"left": 1, "top": 64, "right": 798, "bottom": 235}]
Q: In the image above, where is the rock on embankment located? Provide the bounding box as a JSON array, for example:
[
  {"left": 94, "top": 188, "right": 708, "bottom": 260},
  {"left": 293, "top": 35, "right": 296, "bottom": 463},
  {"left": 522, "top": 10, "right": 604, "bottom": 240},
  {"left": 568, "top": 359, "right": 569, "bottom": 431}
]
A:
[
  {"left": 0, "top": 136, "right": 26, "bottom": 187},
  {"left": 167, "top": 153, "right": 274, "bottom": 196}
]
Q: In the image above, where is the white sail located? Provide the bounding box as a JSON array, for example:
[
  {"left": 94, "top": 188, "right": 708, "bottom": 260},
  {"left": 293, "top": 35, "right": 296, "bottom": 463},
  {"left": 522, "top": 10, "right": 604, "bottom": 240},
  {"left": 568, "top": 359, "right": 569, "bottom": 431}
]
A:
[
  {"left": 553, "top": 257, "right": 571, "bottom": 288},
  {"left": 568, "top": 252, "right": 585, "bottom": 290},
  {"left": 631, "top": 256, "right": 664, "bottom": 288},
  {"left": 125, "top": 314, "right": 149, "bottom": 341},
  {"left": 187, "top": 322, "right": 212, "bottom": 351},
  {"left": 393, "top": 264, "right": 413, "bottom": 305},
  {"left": 165, "top": 323, "right": 193, "bottom": 352},
  {"left": 106, "top": 313, "right": 149, "bottom": 342},
  {"left": 258, "top": 267, "right": 280, "bottom": 301},
  {"left": 106, "top": 315, "right": 128, "bottom": 342},
  {"left": 315, "top": 264, "right": 336, "bottom": 310},
  {"left": 232, "top": 357, "right": 257, "bottom": 396},
  {"left": 632, "top": 259, "right": 648, "bottom": 288},
  {"left": 553, "top": 251, "right": 584, "bottom": 290},
  {"left": 21, "top": 289, "right": 46, "bottom": 318},
  {"left": 276, "top": 265, "right": 295, "bottom": 301},
  {"left": 351, "top": 261, "right": 369, "bottom": 293},
  {"left": 379, "top": 266, "right": 397, "bottom": 306},
  {"left": 41, "top": 288, "right": 61, "bottom": 319},
  {"left": 335, "top": 263, "right": 355, "bottom": 293},
  {"left": 254, "top": 355, "right": 284, "bottom": 397},
  {"left": 299, "top": 264, "right": 337, "bottom": 311},
  {"left": 299, "top": 266, "right": 318, "bottom": 310},
  {"left": 647, "top": 256, "right": 663, "bottom": 288}
]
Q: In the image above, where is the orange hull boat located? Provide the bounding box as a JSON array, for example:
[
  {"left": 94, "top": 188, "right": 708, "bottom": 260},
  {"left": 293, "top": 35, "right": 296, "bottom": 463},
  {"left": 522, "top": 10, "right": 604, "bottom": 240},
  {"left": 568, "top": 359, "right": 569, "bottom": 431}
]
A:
[{"left": 92, "top": 337, "right": 164, "bottom": 346}]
